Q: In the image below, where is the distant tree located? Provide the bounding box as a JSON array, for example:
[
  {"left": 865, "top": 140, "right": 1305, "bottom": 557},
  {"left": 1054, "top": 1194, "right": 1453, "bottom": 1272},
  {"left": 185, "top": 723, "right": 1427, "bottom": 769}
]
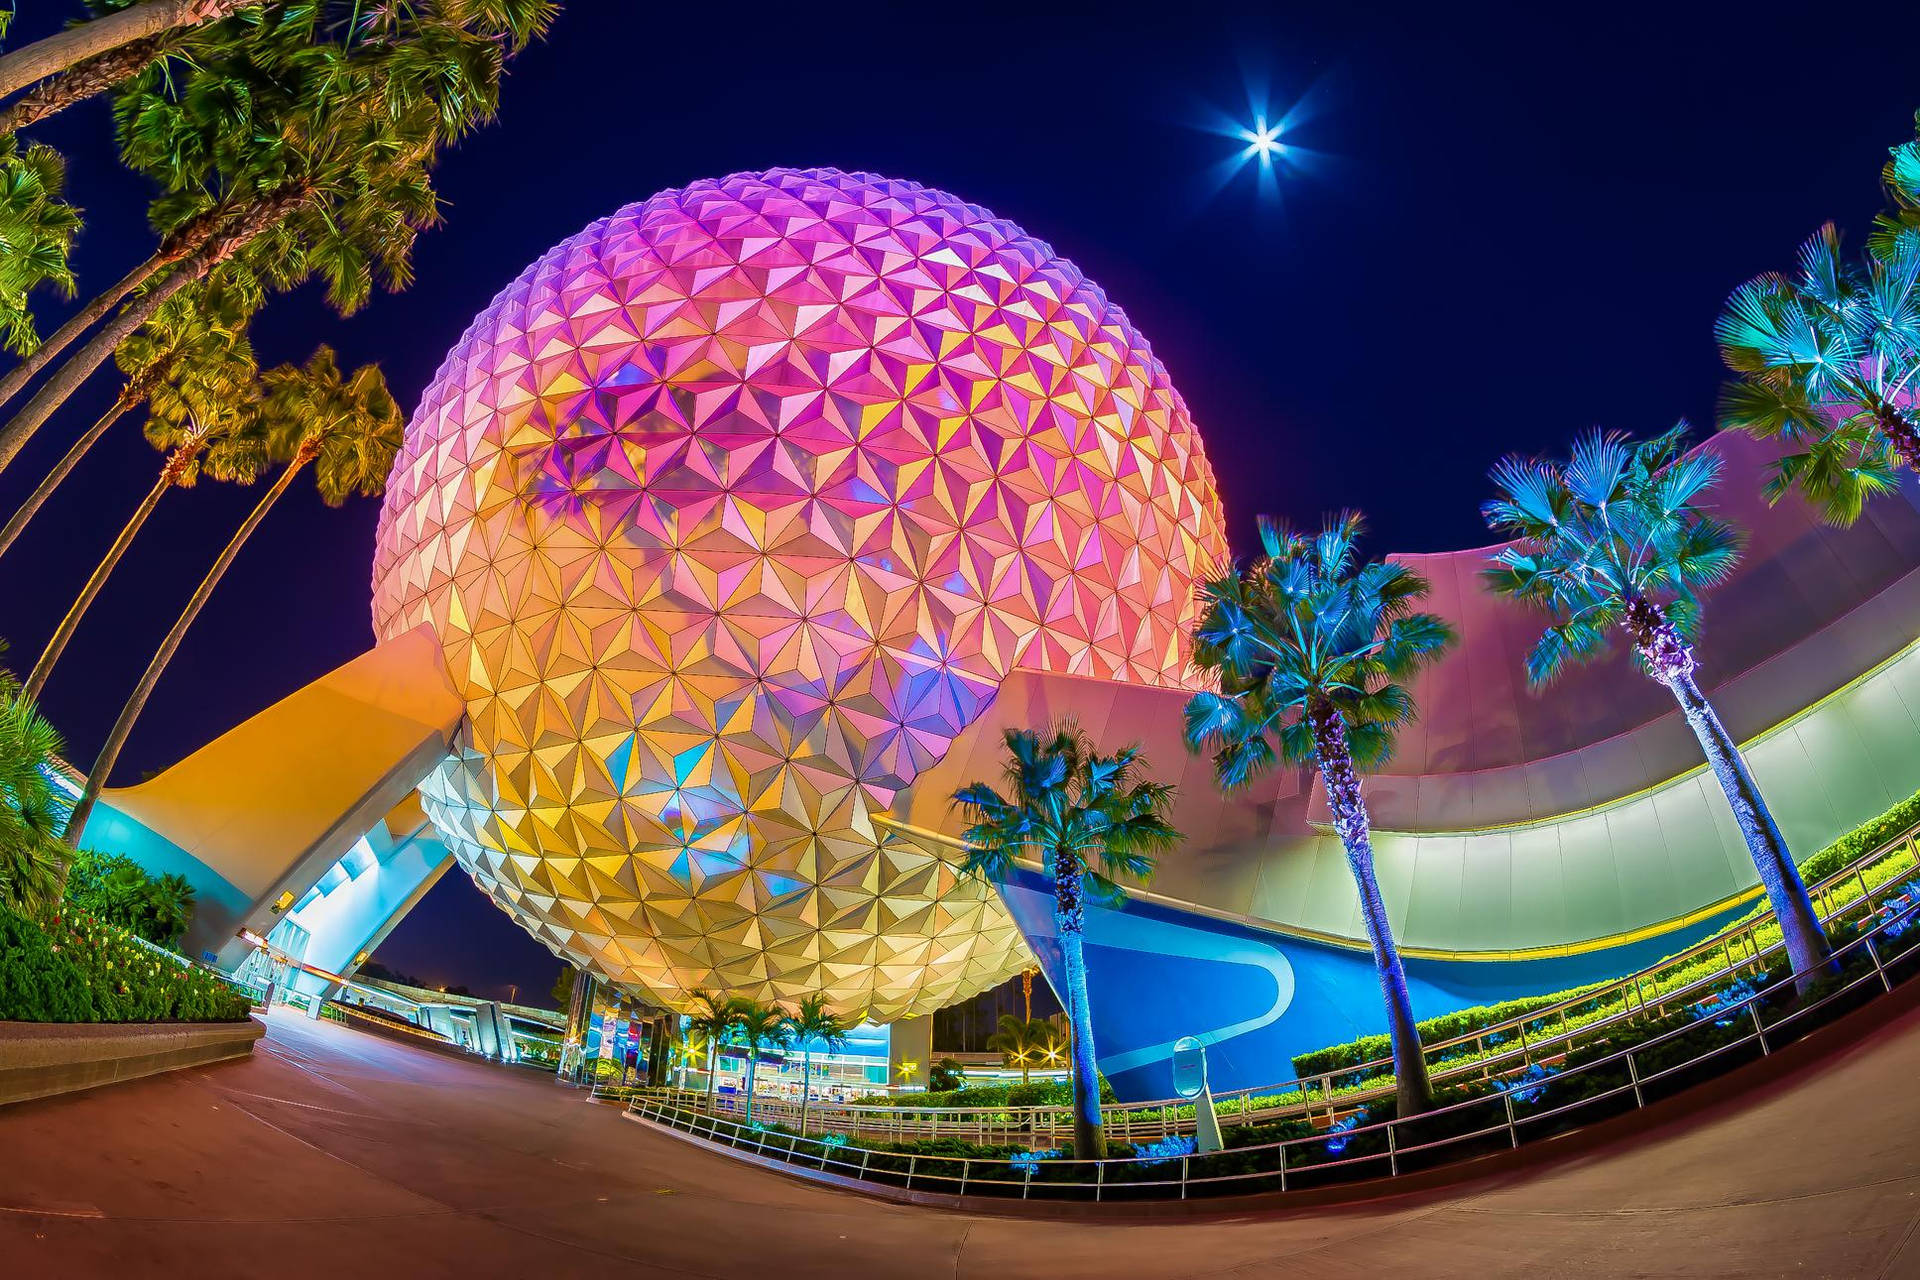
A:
[
  {"left": 730, "top": 999, "right": 792, "bottom": 1126},
  {"left": 985, "top": 1014, "right": 1063, "bottom": 1086},
  {"left": 550, "top": 964, "right": 576, "bottom": 1012},
  {"left": 783, "top": 992, "right": 853, "bottom": 1135},
  {"left": 684, "top": 988, "right": 740, "bottom": 1114}
]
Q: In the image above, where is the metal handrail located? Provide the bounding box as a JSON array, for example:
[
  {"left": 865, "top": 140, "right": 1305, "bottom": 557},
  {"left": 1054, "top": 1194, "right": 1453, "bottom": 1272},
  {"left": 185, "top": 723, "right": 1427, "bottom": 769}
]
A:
[
  {"left": 654, "top": 823, "right": 1920, "bottom": 1147},
  {"left": 626, "top": 882, "right": 1920, "bottom": 1201}
]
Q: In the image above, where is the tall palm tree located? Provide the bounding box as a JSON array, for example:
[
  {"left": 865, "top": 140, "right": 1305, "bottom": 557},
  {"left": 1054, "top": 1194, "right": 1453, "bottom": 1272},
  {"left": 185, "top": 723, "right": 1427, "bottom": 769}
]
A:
[
  {"left": 684, "top": 988, "right": 740, "bottom": 1113},
  {"left": 0, "top": 679, "right": 63, "bottom": 914},
  {"left": 954, "top": 724, "right": 1178, "bottom": 1159},
  {"left": 783, "top": 992, "right": 853, "bottom": 1135},
  {"left": 0, "top": 0, "right": 541, "bottom": 475},
  {"left": 730, "top": 998, "right": 792, "bottom": 1127},
  {"left": 1185, "top": 512, "right": 1454, "bottom": 1117},
  {"left": 63, "top": 348, "right": 401, "bottom": 844},
  {"left": 18, "top": 283, "right": 259, "bottom": 702},
  {"left": 985, "top": 1013, "right": 1063, "bottom": 1086},
  {"left": 1715, "top": 222, "right": 1920, "bottom": 523},
  {"left": 0, "top": 273, "right": 260, "bottom": 563},
  {"left": 0, "top": 134, "right": 80, "bottom": 356},
  {"left": 1482, "top": 425, "right": 1832, "bottom": 987}
]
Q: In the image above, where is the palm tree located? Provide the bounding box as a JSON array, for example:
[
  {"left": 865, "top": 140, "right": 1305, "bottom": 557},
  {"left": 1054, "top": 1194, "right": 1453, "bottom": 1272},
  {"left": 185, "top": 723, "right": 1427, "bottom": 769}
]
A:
[
  {"left": 953, "top": 724, "right": 1178, "bottom": 1159},
  {"left": 1482, "top": 425, "right": 1833, "bottom": 987},
  {"left": 0, "top": 134, "right": 80, "bottom": 356},
  {"left": 0, "top": 273, "right": 260, "bottom": 563},
  {"left": 63, "top": 347, "right": 401, "bottom": 845},
  {"left": 1185, "top": 512, "right": 1454, "bottom": 1117},
  {"left": 0, "top": 679, "right": 64, "bottom": 914},
  {"left": 985, "top": 1013, "right": 1063, "bottom": 1086},
  {"left": 145, "top": 871, "right": 195, "bottom": 945},
  {"left": 0, "top": 0, "right": 260, "bottom": 104},
  {"left": 684, "top": 988, "right": 739, "bottom": 1113},
  {"left": 15, "top": 286, "right": 260, "bottom": 701},
  {"left": 730, "top": 999, "right": 792, "bottom": 1127},
  {"left": 783, "top": 992, "right": 853, "bottom": 1136},
  {"left": 1715, "top": 222, "right": 1920, "bottom": 524},
  {"left": 0, "top": 0, "right": 541, "bottom": 475}
]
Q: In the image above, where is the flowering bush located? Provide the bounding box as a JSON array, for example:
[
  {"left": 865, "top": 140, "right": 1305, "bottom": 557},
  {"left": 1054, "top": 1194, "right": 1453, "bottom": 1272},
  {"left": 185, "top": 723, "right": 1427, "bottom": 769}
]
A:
[
  {"left": 0, "top": 903, "right": 250, "bottom": 1022},
  {"left": 1131, "top": 1134, "right": 1197, "bottom": 1166}
]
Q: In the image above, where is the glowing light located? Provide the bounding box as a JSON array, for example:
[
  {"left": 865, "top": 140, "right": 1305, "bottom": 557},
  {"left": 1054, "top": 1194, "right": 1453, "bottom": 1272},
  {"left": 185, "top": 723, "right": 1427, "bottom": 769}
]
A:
[{"left": 1240, "top": 116, "right": 1284, "bottom": 162}]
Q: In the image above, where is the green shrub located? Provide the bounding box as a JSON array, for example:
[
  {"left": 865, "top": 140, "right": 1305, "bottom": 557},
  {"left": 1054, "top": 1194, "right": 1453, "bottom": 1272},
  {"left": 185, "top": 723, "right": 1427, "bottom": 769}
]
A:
[
  {"left": 1801, "top": 788, "right": 1920, "bottom": 884},
  {"left": 62, "top": 850, "right": 197, "bottom": 947},
  {"left": 0, "top": 903, "right": 249, "bottom": 1023}
]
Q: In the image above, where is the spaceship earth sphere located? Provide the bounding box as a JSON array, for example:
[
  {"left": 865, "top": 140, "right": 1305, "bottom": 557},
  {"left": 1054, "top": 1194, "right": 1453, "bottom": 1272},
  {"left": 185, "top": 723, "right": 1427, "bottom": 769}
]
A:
[{"left": 371, "top": 168, "right": 1227, "bottom": 1020}]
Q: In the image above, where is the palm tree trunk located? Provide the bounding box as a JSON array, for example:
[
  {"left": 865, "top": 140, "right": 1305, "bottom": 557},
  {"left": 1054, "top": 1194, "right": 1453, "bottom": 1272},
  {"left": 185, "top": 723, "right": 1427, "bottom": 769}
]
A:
[
  {"left": 0, "top": 32, "right": 171, "bottom": 136},
  {"left": 705, "top": 1043, "right": 719, "bottom": 1113},
  {"left": 0, "top": 187, "right": 299, "bottom": 479},
  {"left": 799, "top": 1048, "right": 811, "bottom": 1136},
  {"left": 1665, "top": 667, "right": 1833, "bottom": 986},
  {"left": 0, "top": 249, "right": 169, "bottom": 419},
  {"left": 64, "top": 449, "right": 307, "bottom": 847},
  {"left": 0, "top": 0, "right": 254, "bottom": 101},
  {"left": 0, "top": 266, "right": 191, "bottom": 479},
  {"left": 23, "top": 452, "right": 187, "bottom": 703},
  {"left": 1052, "top": 849, "right": 1106, "bottom": 1160},
  {"left": 1309, "top": 703, "right": 1434, "bottom": 1118},
  {"left": 0, "top": 392, "right": 134, "bottom": 562},
  {"left": 1874, "top": 401, "right": 1920, "bottom": 473},
  {"left": 745, "top": 1054, "right": 757, "bottom": 1125},
  {"left": 1625, "top": 599, "right": 1834, "bottom": 989}
]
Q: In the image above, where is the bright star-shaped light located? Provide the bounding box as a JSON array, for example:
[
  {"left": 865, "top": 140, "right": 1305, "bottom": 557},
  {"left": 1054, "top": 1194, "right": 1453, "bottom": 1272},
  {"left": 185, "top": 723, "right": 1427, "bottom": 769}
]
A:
[{"left": 1239, "top": 117, "right": 1284, "bottom": 162}]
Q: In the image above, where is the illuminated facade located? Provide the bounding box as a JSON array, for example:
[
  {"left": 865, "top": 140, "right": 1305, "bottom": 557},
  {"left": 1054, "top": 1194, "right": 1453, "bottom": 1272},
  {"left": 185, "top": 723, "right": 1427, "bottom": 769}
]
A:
[{"left": 370, "top": 168, "right": 1228, "bottom": 1020}]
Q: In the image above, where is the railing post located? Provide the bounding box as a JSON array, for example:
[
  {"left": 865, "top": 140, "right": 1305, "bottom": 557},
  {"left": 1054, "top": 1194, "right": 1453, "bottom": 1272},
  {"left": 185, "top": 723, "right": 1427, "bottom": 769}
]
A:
[
  {"left": 1180, "top": 1154, "right": 1190, "bottom": 1200},
  {"left": 905, "top": 1155, "right": 916, "bottom": 1189},
  {"left": 1869, "top": 935, "right": 1893, "bottom": 993},
  {"left": 1627, "top": 1050, "right": 1644, "bottom": 1108},
  {"left": 1387, "top": 1120, "right": 1399, "bottom": 1176},
  {"left": 959, "top": 1159, "right": 969, "bottom": 1197},
  {"left": 1748, "top": 999, "right": 1770, "bottom": 1054},
  {"left": 1503, "top": 1087, "right": 1519, "bottom": 1148},
  {"left": 859, "top": 1148, "right": 871, "bottom": 1179},
  {"left": 1096, "top": 1159, "right": 1106, "bottom": 1202}
]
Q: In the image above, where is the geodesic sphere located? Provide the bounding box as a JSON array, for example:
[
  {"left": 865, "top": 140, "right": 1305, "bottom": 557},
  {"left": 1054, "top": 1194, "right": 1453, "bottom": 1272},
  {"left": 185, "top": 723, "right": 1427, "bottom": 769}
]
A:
[{"left": 370, "top": 168, "right": 1226, "bottom": 1020}]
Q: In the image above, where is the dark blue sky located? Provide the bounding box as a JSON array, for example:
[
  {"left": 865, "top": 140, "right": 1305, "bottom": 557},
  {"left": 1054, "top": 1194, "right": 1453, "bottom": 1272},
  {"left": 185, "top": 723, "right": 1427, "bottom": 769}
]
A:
[{"left": 5, "top": 1, "right": 1919, "bottom": 1001}]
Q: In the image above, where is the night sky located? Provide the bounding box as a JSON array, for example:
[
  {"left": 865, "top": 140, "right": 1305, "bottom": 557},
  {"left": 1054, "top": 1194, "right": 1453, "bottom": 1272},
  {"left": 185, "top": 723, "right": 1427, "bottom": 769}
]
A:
[{"left": 4, "top": 1, "right": 1919, "bottom": 1002}]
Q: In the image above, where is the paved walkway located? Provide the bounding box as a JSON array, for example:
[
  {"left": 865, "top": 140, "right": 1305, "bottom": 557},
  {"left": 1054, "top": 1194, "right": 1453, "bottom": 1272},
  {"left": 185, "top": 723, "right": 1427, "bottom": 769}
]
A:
[{"left": 2, "top": 1003, "right": 1918, "bottom": 1278}]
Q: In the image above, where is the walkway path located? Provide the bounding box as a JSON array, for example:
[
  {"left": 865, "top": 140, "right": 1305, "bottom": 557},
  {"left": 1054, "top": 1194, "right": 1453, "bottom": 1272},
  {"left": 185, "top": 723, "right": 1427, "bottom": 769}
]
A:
[{"left": 2, "top": 1003, "right": 1917, "bottom": 1278}]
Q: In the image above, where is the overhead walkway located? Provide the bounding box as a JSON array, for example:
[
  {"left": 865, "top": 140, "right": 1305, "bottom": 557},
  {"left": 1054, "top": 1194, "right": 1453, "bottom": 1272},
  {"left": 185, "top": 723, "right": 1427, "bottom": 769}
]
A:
[{"left": 69, "top": 624, "right": 465, "bottom": 978}]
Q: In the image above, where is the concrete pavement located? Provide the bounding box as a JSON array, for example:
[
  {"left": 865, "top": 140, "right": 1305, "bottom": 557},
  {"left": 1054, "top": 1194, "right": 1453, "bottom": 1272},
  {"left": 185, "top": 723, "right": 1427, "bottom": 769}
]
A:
[{"left": 1, "top": 1002, "right": 1917, "bottom": 1278}]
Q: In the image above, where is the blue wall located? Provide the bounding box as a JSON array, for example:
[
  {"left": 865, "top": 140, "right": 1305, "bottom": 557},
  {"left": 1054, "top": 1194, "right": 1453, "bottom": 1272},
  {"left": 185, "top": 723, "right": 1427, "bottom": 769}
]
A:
[{"left": 997, "top": 867, "right": 1741, "bottom": 1101}]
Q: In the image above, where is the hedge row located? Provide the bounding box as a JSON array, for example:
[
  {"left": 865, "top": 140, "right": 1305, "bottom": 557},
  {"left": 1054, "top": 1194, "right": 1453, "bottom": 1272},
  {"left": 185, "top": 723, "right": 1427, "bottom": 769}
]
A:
[
  {"left": 0, "top": 904, "right": 251, "bottom": 1023},
  {"left": 1291, "top": 784, "right": 1920, "bottom": 1079}
]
